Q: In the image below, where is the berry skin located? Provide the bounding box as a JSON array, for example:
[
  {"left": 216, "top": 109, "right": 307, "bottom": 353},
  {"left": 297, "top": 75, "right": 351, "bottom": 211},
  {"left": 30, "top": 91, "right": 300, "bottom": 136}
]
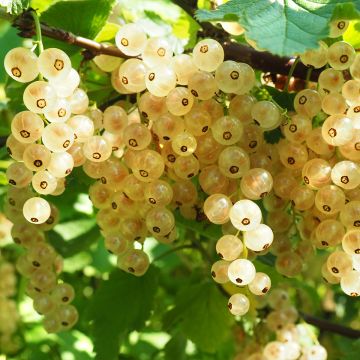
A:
[
  {"left": 23, "top": 197, "right": 51, "bottom": 224},
  {"left": 4, "top": 47, "right": 39, "bottom": 82}
]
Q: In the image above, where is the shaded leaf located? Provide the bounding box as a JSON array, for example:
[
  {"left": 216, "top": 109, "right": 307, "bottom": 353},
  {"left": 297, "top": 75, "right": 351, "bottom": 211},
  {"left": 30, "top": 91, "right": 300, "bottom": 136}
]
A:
[
  {"left": 163, "top": 281, "right": 233, "bottom": 353},
  {"left": 164, "top": 333, "right": 187, "bottom": 360},
  {"left": 0, "top": 24, "right": 22, "bottom": 83},
  {"left": 88, "top": 267, "right": 159, "bottom": 360},
  {"left": 331, "top": 2, "right": 360, "bottom": 20},
  {"left": 264, "top": 85, "right": 296, "bottom": 111},
  {"left": 264, "top": 127, "right": 283, "bottom": 144},
  {"left": 48, "top": 224, "right": 99, "bottom": 258},
  {"left": 4, "top": 79, "right": 27, "bottom": 113},
  {"left": 339, "top": 338, "right": 360, "bottom": 359},
  {"left": 175, "top": 211, "right": 222, "bottom": 241}
]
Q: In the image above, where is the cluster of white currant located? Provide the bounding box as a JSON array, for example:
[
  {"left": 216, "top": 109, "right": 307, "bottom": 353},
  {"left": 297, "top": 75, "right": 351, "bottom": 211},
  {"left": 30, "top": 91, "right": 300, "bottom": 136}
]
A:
[
  {"left": 3, "top": 17, "right": 360, "bottom": 335},
  {"left": 0, "top": 260, "right": 20, "bottom": 354},
  {"left": 277, "top": 34, "right": 360, "bottom": 295},
  {"left": 234, "top": 289, "right": 327, "bottom": 360},
  {"left": 5, "top": 187, "right": 78, "bottom": 333},
  {"left": 4, "top": 47, "right": 82, "bottom": 332},
  {"left": 4, "top": 45, "right": 88, "bottom": 222},
  {"left": 201, "top": 18, "right": 360, "bottom": 301},
  {"left": 208, "top": 199, "right": 272, "bottom": 316},
  {"left": 81, "top": 24, "right": 262, "bottom": 275}
]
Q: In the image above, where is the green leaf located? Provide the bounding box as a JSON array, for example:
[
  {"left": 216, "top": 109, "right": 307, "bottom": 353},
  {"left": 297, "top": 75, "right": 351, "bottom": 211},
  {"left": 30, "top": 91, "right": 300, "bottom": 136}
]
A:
[
  {"left": 4, "top": 79, "right": 27, "bottom": 113},
  {"left": 173, "top": 11, "right": 200, "bottom": 50},
  {"left": 163, "top": 281, "right": 233, "bottom": 353},
  {"left": 196, "top": 0, "right": 360, "bottom": 56},
  {"left": 264, "top": 85, "right": 296, "bottom": 111},
  {"left": 94, "top": 22, "right": 121, "bottom": 43},
  {"left": 54, "top": 331, "right": 93, "bottom": 360},
  {"left": 175, "top": 211, "right": 222, "bottom": 241},
  {"left": 0, "top": 171, "right": 7, "bottom": 185},
  {"left": 0, "top": 22, "right": 22, "bottom": 83},
  {"left": 88, "top": 267, "right": 159, "bottom": 360},
  {"left": 48, "top": 224, "right": 99, "bottom": 258},
  {"left": 40, "top": 0, "right": 116, "bottom": 54},
  {"left": 197, "top": 0, "right": 212, "bottom": 10},
  {"left": 164, "top": 333, "right": 187, "bottom": 360},
  {"left": 339, "top": 338, "right": 360, "bottom": 359},
  {"left": 30, "top": 0, "right": 55, "bottom": 13},
  {"left": 46, "top": 167, "right": 93, "bottom": 222},
  {"left": 117, "top": 0, "right": 198, "bottom": 51},
  {"left": 83, "top": 66, "right": 116, "bottom": 105},
  {"left": 331, "top": 2, "right": 360, "bottom": 20},
  {"left": 54, "top": 218, "right": 96, "bottom": 240},
  {"left": 343, "top": 20, "right": 360, "bottom": 48},
  {"left": 254, "top": 259, "right": 322, "bottom": 312},
  {"left": 6, "top": 0, "right": 29, "bottom": 15}
]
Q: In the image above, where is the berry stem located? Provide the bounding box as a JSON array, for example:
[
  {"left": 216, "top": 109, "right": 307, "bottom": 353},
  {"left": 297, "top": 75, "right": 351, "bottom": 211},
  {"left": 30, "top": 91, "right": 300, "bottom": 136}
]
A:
[
  {"left": 305, "top": 66, "right": 313, "bottom": 88},
  {"left": 31, "top": 10, "right": 44, "bottom": 55},
  {"left": 284, "top": 56, "right": 300, "bottom": 92},
  {"left": 30, "top": 43, "right": 38, "bottom": 52},
  {"left": 242, "top": 244, "right": 248, "bottom": 259},
  {"left": 153, "top": 243, "right": 195, "bottom": 262}
]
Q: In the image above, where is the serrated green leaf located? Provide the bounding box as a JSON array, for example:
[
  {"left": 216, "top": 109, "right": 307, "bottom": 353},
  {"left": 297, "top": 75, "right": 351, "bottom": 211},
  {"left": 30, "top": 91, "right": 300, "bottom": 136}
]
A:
[
  {"left": 196, "top": 0, "right": 360, "bottom": 56},
  {"left": 163, "top": 281, "right": 233, "bottom": 353},
  {"left": 40, "top": 0, "right": 116, "bottom": 55},
  {"left": 88, "top": 267, "right": 159, "bottom": 360}
]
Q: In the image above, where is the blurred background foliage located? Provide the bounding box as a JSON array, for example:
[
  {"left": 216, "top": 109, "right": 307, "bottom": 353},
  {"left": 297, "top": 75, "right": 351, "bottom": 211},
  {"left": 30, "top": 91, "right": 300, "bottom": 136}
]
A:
[{"left": 0, "top": 1, "right": 359, "bottom": 360}]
